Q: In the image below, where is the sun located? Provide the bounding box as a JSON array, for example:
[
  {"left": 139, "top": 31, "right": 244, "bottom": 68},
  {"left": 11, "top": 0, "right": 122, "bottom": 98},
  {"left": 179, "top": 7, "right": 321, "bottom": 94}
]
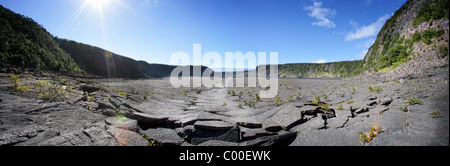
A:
[{"left": 87, "top": 0, "right": 109, "bottom": 8}]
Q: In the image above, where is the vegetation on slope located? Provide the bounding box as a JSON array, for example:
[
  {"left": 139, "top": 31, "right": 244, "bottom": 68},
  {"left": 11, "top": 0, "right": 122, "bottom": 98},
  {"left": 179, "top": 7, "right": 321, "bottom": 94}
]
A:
[
  {"left": 277, "top": 60, "right": 365, "bottom": 78},
  {"left": 0, "top": 5, "right": 82, "bottom": 73},
  {"left": 364, "top": 0, "right": 449, "bottom": 72}
]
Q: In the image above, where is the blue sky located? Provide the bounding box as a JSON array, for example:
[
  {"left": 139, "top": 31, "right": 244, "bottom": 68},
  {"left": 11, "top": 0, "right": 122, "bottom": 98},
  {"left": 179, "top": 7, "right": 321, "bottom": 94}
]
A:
[{"left": 1, "top": 0, "right": 407, "bottom": 68}]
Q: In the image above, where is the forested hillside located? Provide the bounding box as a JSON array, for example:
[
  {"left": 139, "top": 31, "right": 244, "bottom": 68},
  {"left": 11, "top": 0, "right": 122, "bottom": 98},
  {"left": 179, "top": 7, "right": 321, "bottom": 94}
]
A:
[{"left": 0, "top": 5, "right": 82, "bottom": 73}]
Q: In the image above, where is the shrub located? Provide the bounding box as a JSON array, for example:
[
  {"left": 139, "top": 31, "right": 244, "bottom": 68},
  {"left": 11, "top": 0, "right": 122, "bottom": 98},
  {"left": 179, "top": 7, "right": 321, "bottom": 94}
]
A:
[
  {"left": 237, "top": 103, "right": 243, "bottom": 109},
  {"left": 10, "top": 75, "right": 31, "bottom": 93},
  {"left": 84, "top": 92, "right": 96, "bottom": 102},
  {"left": 222, "top": 102, "right": 227, "bottom": 106},
  {"left": 238, "top": 91, "right": 243, "bottom": 99},
  {"left": 247, "top": 100, "right": 255, "bottom": 108},
  {"left": 412, "top": 31, "right": 422, "bottom": 43},
  {"left": 369, "top": 86, "right": 382, "bottom": 93},
  {"left": 347, "top": 100, "right": 354, "bottom": 104},
  {"left": 312, "top": 95, "right": 320, "bottom": 104},
  {"left": 430, "top": 110, "right": 441, "bottom": 119},
  {"left": 407, "top": 97, "right": 422, "bottom": 105},
  {"left": 141, "top": 93, "right": 148, "bottom": 100},
  {"left": 255, "top": 93, "right": 260, "bottom": 101},
  {"left": 37, "top": 80, "right": 49, "bottom": 86},
  {"left": 118, "top": 90, "right": 127, "bottom": 96},
  {"left": 400, "top": 105, "right": 408, "bottom": 112},
  {"left": 337, "top": 103, "right": 344, "bottom": 110},
  {"left": 10, "top": 75, "right": 21, "bottom": 90},
  {"left": 39, "top": 83, "right": 66, "bottom": 101},
  {"left": 275, "top": 97, "right": 283, "bottom": 107},
  {"left": 286, "top": 95, "right": 293, "bottom": 103}
]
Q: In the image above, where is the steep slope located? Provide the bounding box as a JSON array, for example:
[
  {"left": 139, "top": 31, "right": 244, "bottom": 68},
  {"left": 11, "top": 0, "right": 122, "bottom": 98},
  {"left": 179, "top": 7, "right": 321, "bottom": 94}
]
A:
[
  {"left": 363, "top": 0, "right": 449, "bottom": 74},
  {"left": 276, "top": 60, "right": 364, "bottom": 78},
  {"left": 55, "top": 38, "right": 179, "bottom": 79},
  {"left": 0, "top": 5, "right": 82, "bottom": 73},
  {"left": 0, "top": 4, "right": 212, "bottom": 79},
  {"left": 55, "top": 38, "right": 214, "bottom": 79},
  {"left": 265, "top": 0, "right": 448, "bottom": 79}
]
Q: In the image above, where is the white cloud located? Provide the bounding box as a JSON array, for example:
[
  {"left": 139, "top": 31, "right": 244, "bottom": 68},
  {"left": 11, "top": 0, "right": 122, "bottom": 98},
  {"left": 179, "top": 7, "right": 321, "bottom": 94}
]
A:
[
  {"left": 345, "top": 14, "right": 390, "bottom": 41},
  {"left": 303, "top": 1, "right": 336, "bottom": 28},
  {"left": 313, "top": 59, "right": 328, "bottom": 63}
]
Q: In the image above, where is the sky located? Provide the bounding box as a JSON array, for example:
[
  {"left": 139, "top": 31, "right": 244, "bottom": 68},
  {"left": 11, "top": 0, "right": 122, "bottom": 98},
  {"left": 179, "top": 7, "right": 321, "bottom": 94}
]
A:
[{"left": 1, "top": 0, "right": 407, "bottom": 69}]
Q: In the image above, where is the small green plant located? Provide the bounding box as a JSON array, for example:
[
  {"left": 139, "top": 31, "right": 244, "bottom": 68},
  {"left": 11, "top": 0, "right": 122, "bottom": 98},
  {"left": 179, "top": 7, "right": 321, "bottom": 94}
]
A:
[
  {"left": 222, "top": 102, "right": 227, "bottom": 106},
  {"left": 184, "top": 91, "right": 187, "bottom": 96},
  {"left": 247, "top": 91, "right": 252, "bottom": 97},
  {"left": 39, "top": 83, "right": 66, "bottom": 101},
  {"left": 141, "top": 134, "right": 157, "bottom": 146},
  {"left": 347, "top": 100, "right": 354, "bottom": 104},
  {"left": 351, "top": 87, "right": 355, "bottom": 95},
  {"left": 10, "top": 75, "right": 21, "bottom": 90},
  {"left": 255, "top": 93, "right": 260, "bottom": 101},
  {"left": 143, "top": 93, "right": 149, "bottom": 100},
  {"left": 230, "top": 90, "right": 236, "bottom": 96},
  {"left": 312, "top": 94, "right": 320, "bottom": 104},
  {"left": 286, "top": 95, "right": 293, "bottom": 103},
  {"left": 84, "top": 92, "right": 96, "bottom": 102},
  {"left": 358, "top": 126, "right": 379, "bottom": 146},
  {"left": 37, "top": 80, "right": 49, "bottom": 86},
  {"left": 9, "top": 75, "right": 30, "bottom": 92},
  {"left": 237, "top": 103, "right": 243, "bottom": 109},
  {"left": 196, "top": 89, "right": 201, "bottom": 94},
  {"left": 118, "top": 90, "right": 127, "bottom": 96},
  {"left": 275, "top": 97, "right": 283, "bottom": 107},
  {"left": 318, "top": 102, "right": 331, "bottom": 111},
  {"left": 358, "top": 131, "right": 369, "bottom": 146},
  {"left": 238, "top": 91, "right": 243, "bottom": 99},
  {"left": 337, "top": 103, "right": 344, "bottom": 110},
  {"left": 85, "top": 105, "right": 92, "bottom": 111},
  {"left": 430, "top": 110, "right": 441, "bottom": 119},
  {"left": 369, "top": 86, "right": 382, "bottom": 93},
  {"left": 247, "top": 100, "right": 256, "bottom": 108},
  {"left": 400, "top": 105, "right": 408, "bottom": 112},
  {"left": 407, "top": 97, "right": 422, "bottom": 105}
]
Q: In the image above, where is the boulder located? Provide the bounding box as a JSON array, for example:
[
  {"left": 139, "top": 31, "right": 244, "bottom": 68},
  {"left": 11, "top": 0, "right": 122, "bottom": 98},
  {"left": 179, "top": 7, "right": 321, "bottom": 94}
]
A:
[
  {"left": 141, "top": 128, "right": 184, "bottom": 146},
  {"left": 106, "top": 126, "right": 148, "bottom": 146},
  {"left": 0, "top": 125, "right": 44, "bottom": 146}
]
